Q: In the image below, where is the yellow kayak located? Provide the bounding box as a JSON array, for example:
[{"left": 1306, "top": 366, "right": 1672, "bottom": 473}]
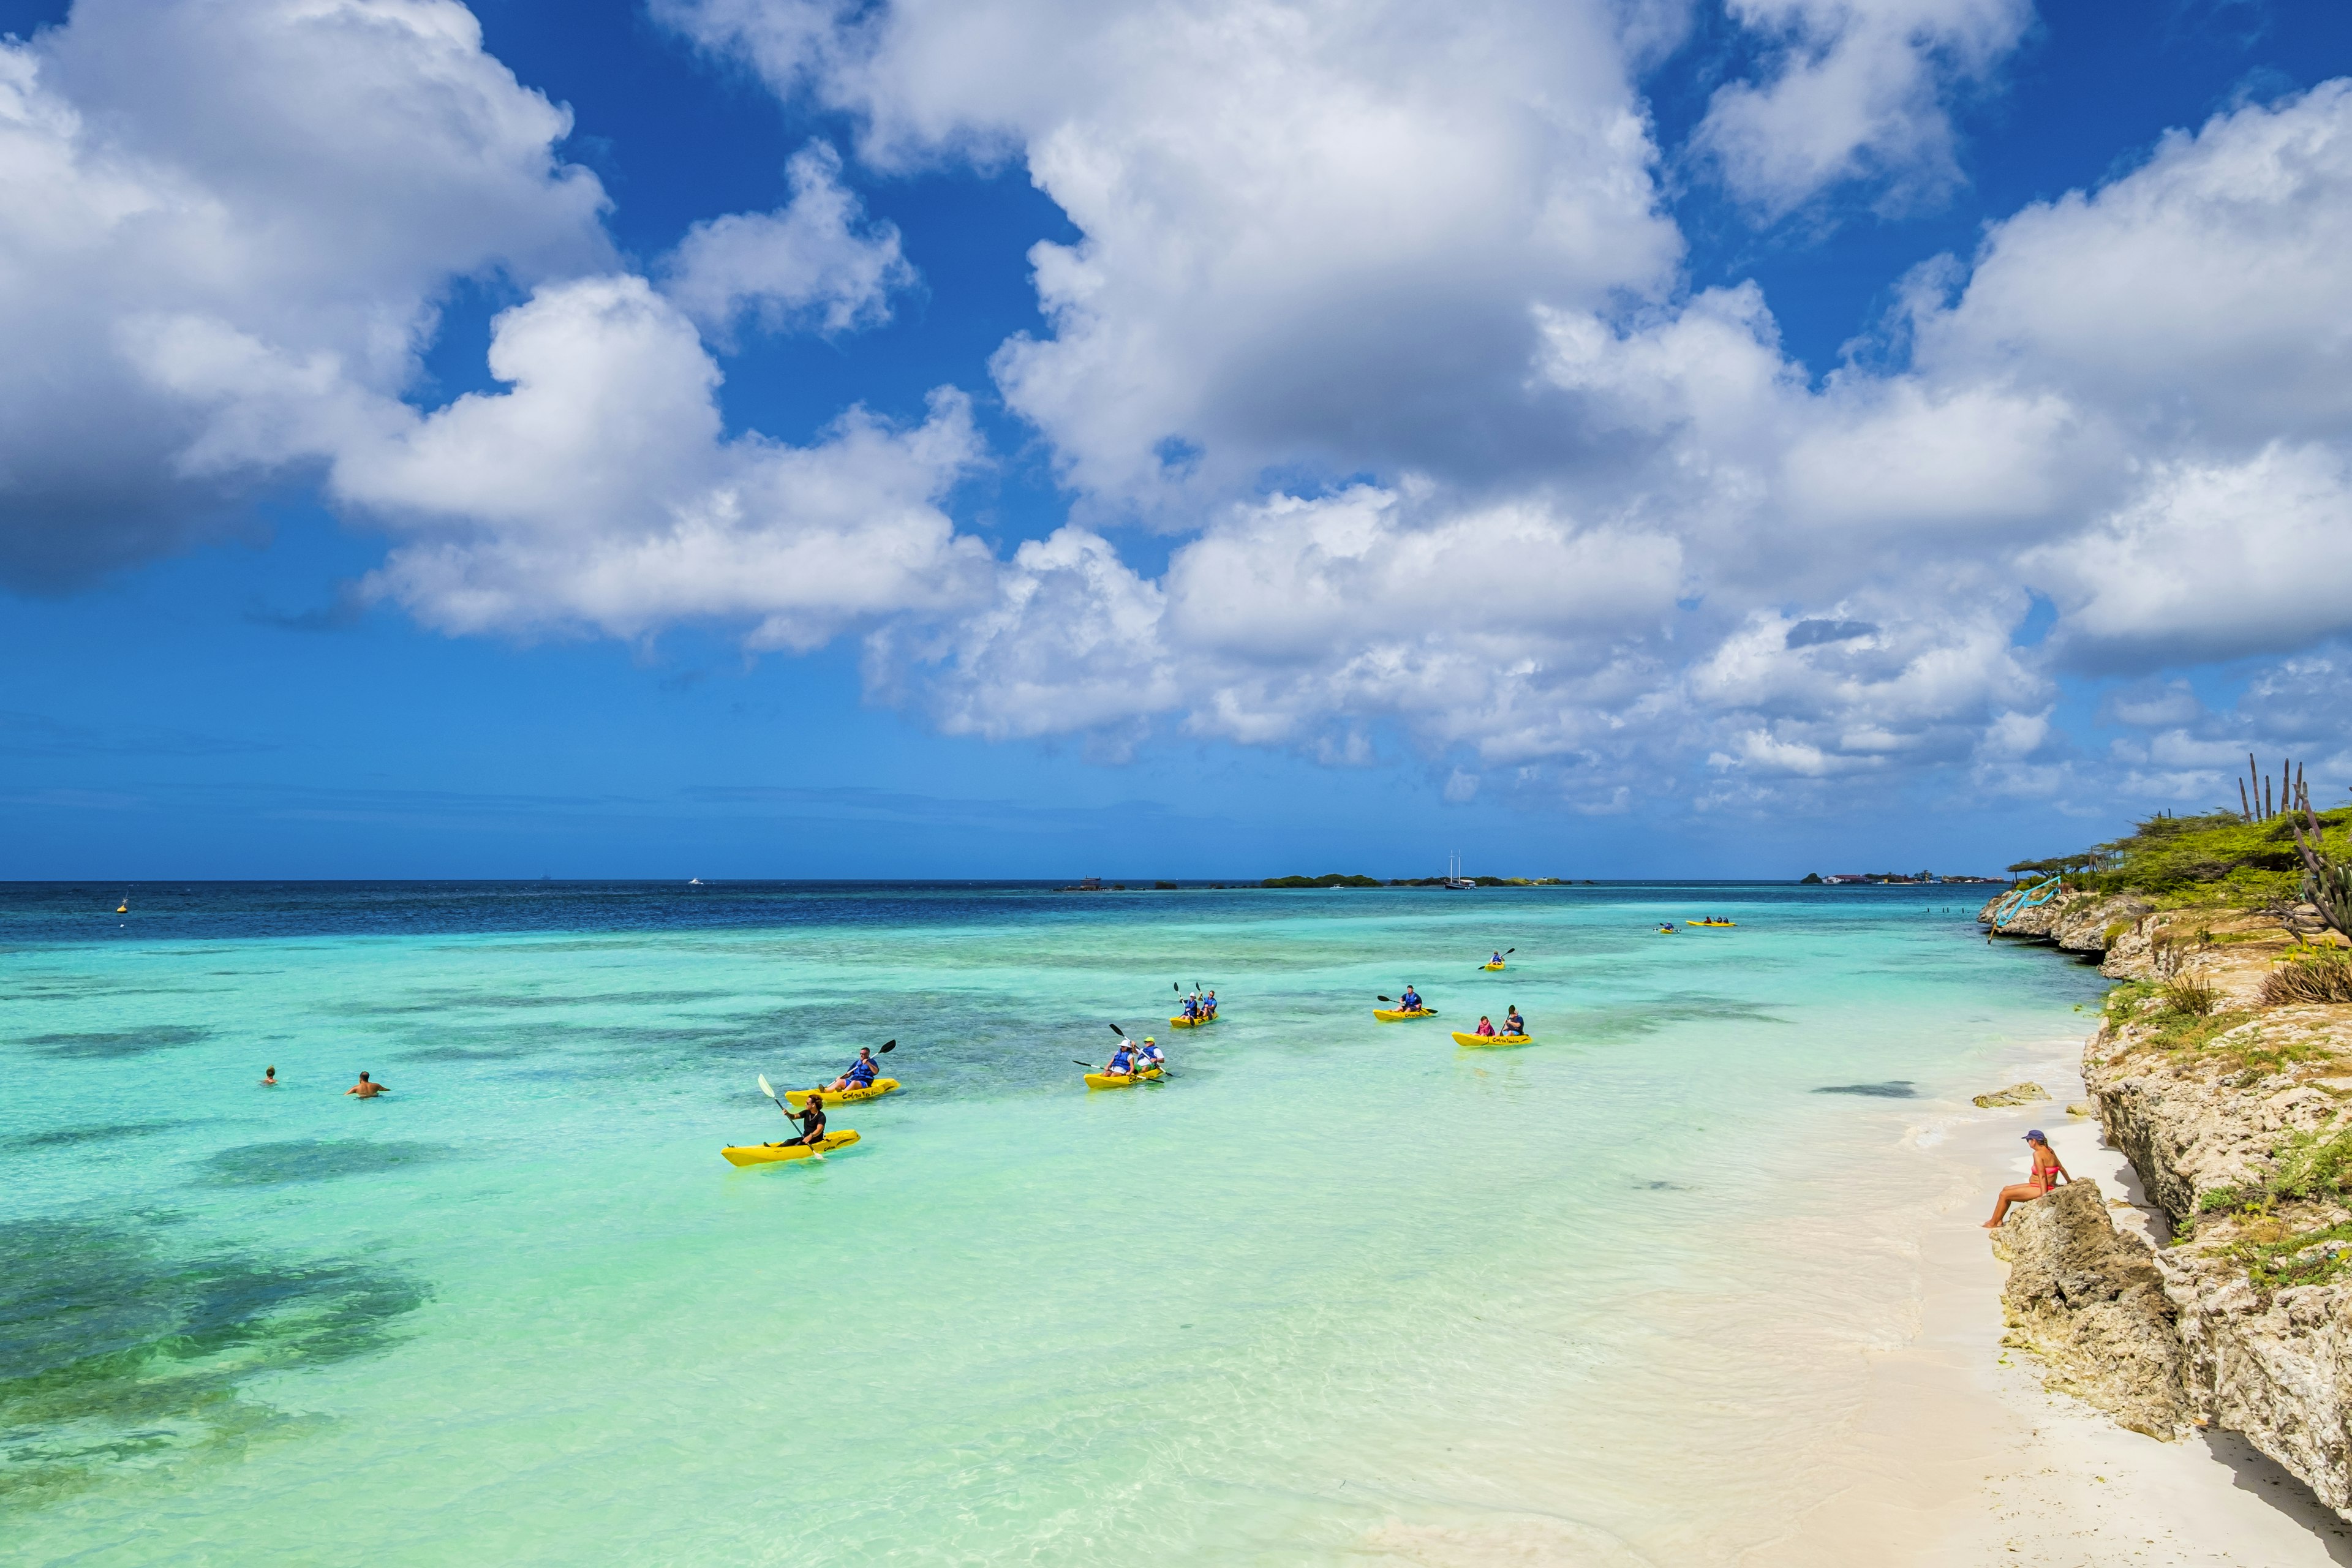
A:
[
  {"left": 1085, "top": 1067, "right": 1164, "bottom": 1089},
  {"left": 1374, "top": 1008, "right": 1439, "bottom": 1022},
  {"left": 784, "top": 1077, "right": 899, "bottom": 1107},
  {"left": 1480, "top": 961, "right": 1505, "bottom": 970},
  {"left": 1169, "top": 1014, "right": 1217, "bottom": 1028},
  {"left": 1687, "top": 921, "right": 1737, "bottom": 927},
  {"left": 721, "top": 1129, "right": 861, "bottom": 1166},
  {"left": 1453, "top": 1031, "right": 1532, "bottom": 1047}
]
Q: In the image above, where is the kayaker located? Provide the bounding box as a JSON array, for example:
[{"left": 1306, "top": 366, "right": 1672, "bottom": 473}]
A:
[
  {"left": 1105, "top": 1041, "right": 1137, "bottom": 1077},
  {"left": 1490, "top": 951, "right": 1504, "bottom": 965},
  {"left": 1504, "top": 1006, "right": 1525, "bottom": 1035},
  {"left": 261, "top": 1066, "right": 279, "bottom": 1087},
  {"left": 345, "top": 1071, "right": 387, "bottom": 1098},
  {"left": 777, "top": 1090, "right": 827, "bottom": 1148},
  {"left": 1137, "top": 1037, "right": 1166, "bottom": 1072},
  {"left": 1399, "top": 984, "right": 1422, "bottom": 1012},
  {"left": 1982, "top": 1131, "right": 2070, "bottom": 1227},
  {"left": 826, "top": 1047, "right": 880, "bottom": 1091},
  {"left": 1182, "top": 992, "right": 1199, "bottom": 1020},
  {"left": 1475, "top": 1016, "right": 1496, "bottom": 1036},
  {"left": 1203, "top": 990, "right": 1217, "bottom": 1017}
]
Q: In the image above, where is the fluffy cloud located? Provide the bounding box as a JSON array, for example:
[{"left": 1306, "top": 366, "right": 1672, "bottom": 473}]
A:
[
  {"left": 0, "top": 0, "right": 610, "bottom": 587},
  {"left": 145, "top": 274, "right": 990, "bottom": 647},
  {"left": 660, "top": 141, "right": 914, "bottom": 344},
  {"left": 1696, "top": 0, "right": 2033, "bottom": 215}
]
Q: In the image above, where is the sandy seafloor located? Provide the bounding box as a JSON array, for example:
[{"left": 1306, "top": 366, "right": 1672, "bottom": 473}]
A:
[{"left": 2, "top": 880, "right": 2345, "bottom": 1564}]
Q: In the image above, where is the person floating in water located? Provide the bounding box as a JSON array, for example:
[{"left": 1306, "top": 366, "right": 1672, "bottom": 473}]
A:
[
  {"left": 1504, "top": 1006, "right": 1525, "bottom": 1035},
  {"left": 1137, "top": 1037, "right": 1166, "bottom": 1072},
  {"left": 826, "top": 1047, "right": 880, "bottom": 1091},
  {"left": 261, "top": 1066, "right": 279, "bottom": 1087},
  {"left": 776, "top": 1090, "right": 827, "bottom": 1148},
  {"left": 345, "top": 1071, "right": 388, "bottom": 1098},
  {"left": 1474, "top": 1015, "right": 1497, "bottom": 1036},
  {"left": 1398, "top": 984, "right": 1423, "bottom": 1012},
  {"left": 1982, "top": 1131, "right": 2070, "bottom": 1227}
]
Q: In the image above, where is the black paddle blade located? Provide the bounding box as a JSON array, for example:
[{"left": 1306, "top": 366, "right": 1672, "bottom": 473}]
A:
[
  {"left": 1108, "top": 1022, "right": 1127, "bottom": 1036},
  {"left": 1378, "top": 995, "right": 1392, "bottom": 1001},
  {"left": 880, "top": 1040, "right": 897, "bottom": 1052},
  {"left": 1072, "top": 1059, "right": 1096, "bottom": 1067},
  {"left": 1505, "top": 948, "right": 1515, "bottom": 954}
]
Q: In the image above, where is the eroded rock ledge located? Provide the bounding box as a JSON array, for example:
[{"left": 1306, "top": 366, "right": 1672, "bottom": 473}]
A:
[{"left": 1980, "top": 890, "right": 2352, "bottom": 1520}]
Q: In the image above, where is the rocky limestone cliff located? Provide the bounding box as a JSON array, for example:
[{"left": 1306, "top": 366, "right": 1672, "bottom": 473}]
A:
[
  {"left": 1994, "top": 1179, "right": 2190, "bottom": 1438},
  {"left": 1991, "top": 898, "right": 2352, "bottom": 1520},
  {"left": 1976, "top": 886, "right": 2154, "bottom": 962}
]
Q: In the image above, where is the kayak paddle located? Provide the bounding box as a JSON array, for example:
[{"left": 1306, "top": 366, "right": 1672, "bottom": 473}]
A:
[{"left": 756, "top": 1073, "right": 825, "bottom": 1154}]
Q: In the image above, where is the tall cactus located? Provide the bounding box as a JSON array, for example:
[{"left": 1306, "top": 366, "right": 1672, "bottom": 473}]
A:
[{"left": 2292, "top": 787, "right": 2352, "bottom": 940}]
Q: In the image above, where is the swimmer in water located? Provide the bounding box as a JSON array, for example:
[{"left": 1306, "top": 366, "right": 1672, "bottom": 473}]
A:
[
  {"left": 261, "top": 1066, "right": 279, "bottom": 1087},
  {"left": 345, "top": 1071, "right": 388, "bottom": 1098}
]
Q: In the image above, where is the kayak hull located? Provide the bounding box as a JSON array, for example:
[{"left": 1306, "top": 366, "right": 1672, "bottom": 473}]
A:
[
  {"left": 1480, "top": 962, "right": 1505, "bottom": 970},
  {"left": 1169, "top": 1014, "right": 1216, "bottom": 1028},
  {"left": 784, "top": 1077, "right": 898, "bottom": 1108},
  {"left": 1687, "top": 921, "right": 1737, "bottom": 927},
  {"left": 1374, "top": 1008, "right": 1438, "bottom": 1022},
  {"left": 1085, "top": 1068, "right": 1164, "bottom": 1089},
  {"left": 1453, "top": 1031, "right": 1533, "bottom": 1047},
  {"left": 722, "top": 1129, "right": 861, "bottom": 1166}
]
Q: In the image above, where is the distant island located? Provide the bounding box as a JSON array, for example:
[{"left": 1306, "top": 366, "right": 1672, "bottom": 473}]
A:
[{"left": 1800, "top": 871, "right": 2009, "bottom": 885}]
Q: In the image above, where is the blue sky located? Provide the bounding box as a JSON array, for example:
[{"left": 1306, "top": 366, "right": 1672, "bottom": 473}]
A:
[{"left": 3, "top": 0, "right": 2350, "bottom": 880}]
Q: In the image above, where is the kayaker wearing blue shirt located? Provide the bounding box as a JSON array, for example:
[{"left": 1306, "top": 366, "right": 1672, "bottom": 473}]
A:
[
  {"left": 1202, "top": 990, "right": 1216, "bottom": 1018},
  {"left": 1181, "top": 992, "right": 1199, "bottom": 1020},
  {"left": 825, "top": 1047, "right": 880, "bottom": 1092},
  {"left": 1490, "top": 951, "right": 1504, "bottom": 965},
  {"left": 1398, "top": 984, "right": 1423, "bottom": 1012},
  {"left": 1504, "top": 1006, "right": 1525, "bottom": 1035}
]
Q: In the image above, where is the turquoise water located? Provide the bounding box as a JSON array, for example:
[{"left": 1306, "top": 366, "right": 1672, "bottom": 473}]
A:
[{"left": 2, "top": 883, "right": 2104, "bottom": 1564}]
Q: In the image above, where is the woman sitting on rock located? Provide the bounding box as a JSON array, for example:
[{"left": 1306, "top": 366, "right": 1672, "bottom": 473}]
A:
[{"left": 1981, "top": 1130, "right": 2070, "bottom": 1227}]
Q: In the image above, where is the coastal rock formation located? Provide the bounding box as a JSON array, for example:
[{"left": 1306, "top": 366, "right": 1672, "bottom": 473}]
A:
[
  {"left": 1972, "top": 1082, "right": 2049, "bottom": 1108},
  {"left": 2066, "top": 933, "right": 2352, "bottom": 1520},
  {"left": 1976, "top": 888, "right": 2153, "bottom": 962},
  {"left": 1994, "top": 1180, "right": 2190, "bottom": 1438}
]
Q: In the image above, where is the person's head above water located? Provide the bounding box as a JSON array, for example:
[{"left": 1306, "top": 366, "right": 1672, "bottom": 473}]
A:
[
  {"left": 263, "top": 1066, "right": 276, "bottom": 1079},
  {"left": 357, "top": 1071, "right": 370, "bottom": 1082}
]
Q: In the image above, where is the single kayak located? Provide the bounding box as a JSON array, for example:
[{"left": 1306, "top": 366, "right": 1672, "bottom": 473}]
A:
[
  {"left": 1453, "top": 1031, "right": 1533, "bottom": 1047},
  {"left": 721, "top": 1129, "right": 862, "bottom": 1166},
  {"left": 784, "top": 1077, "right": 899, "bottom": 1107},
  {"left": 1085, "top": 1067, "right": 1164, "bottom": 1089},
  {"left": 1374, "top": 1008, "right": 1439, "bottom": 1022},
  {"left": 1169, "top": 1013, "right": 1217, "bottom": 1028},
  {"left": 1480, "top": 961, "right": 1505, "bottom": 970}
]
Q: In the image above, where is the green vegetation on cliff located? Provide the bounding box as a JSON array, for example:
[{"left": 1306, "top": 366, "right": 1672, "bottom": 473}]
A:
[{"left": 2021, "top": 805, "right": 2352, "bottom": 908}]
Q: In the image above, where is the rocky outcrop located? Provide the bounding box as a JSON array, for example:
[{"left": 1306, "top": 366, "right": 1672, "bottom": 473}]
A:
[
  {"left": 1977, "top": 887, "right": 2154, "bottom": 962},
  {"left": 2050, "top": 924, "right": 2352, "bottom": 1520},
  {"left": 1972, "top": 1081, "right": 2049, "bottom": 1108},
  {"left": 1994, "top": 1180, "right": 2190, "bottom": 1438}
]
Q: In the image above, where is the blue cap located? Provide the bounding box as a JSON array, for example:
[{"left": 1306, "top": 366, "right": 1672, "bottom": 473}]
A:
[{"left": 2023, "top": 1129, "right": 2046, "bottom": 1142}]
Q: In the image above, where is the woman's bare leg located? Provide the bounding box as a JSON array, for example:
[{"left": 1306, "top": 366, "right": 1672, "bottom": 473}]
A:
[{"left": 1982, "top": 1183, "right": 2043, "bottom": 1227}]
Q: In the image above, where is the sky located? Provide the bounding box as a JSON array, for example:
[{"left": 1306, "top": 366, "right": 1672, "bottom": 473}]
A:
[{"left": 4, "top": 0, "right": 2351, "bottom": 881}]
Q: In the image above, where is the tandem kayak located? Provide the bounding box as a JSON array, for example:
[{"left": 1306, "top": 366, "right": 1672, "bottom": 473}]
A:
[
  {"left": 1480, "top": 961, "right": 1505, "bottom": 970},
  {"left": 1687, "top": 921, "right": 1736, "bottom": 927},
  {"left": 1169, "top": 1013, "right": 1217, "bottom": 1028},
  {"left": 1085, "top": 1067, "right": 1164, "bottom": 1089},
  {"left": 1374, "top": 1008, "right": 1439, "bottom": 1022},
  {"left": 784, "top": 1077, "right": 899, "bottom": 1107},
  {"left": 721, "top": 1129, "right": 862, "bottom": 1166},
  {"left": 1453, "top": 1031, "right": 1532, "bottom": 1047}
]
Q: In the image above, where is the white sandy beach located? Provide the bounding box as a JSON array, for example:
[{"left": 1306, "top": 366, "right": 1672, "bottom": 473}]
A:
[{"left": 1763, "top": 1038, "right": 2352, "bottom": 1567}]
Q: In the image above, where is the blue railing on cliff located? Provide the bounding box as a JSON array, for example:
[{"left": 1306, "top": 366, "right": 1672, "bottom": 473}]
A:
[{"left": 1988, "top": 875, "right": 2064, "bottom": 931}]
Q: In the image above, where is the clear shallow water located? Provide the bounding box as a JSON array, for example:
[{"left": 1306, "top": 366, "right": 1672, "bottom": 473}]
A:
[{"left": 1, "top": 882, "right": 2106, "bottom": 1564}]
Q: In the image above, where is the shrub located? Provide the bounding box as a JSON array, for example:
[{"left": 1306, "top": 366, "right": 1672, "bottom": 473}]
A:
[
  {"left": 2161, "top": 974, "right": 2221, "bottom": 1017},
  {"left": 2261, "top": 949, "right": 2352, "bottom": 1006}
]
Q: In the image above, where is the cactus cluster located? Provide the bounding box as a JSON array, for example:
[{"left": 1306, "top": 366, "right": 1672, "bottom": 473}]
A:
[{"left": 2290, "top": 777, "right": 2352, "bottom": 941}]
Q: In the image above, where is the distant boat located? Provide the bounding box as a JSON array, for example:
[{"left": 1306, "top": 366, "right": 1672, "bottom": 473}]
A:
[
  {"left": 1442, "top": 852, "right": 1474, "bottom": 890},
  {"left": 688, "top": 878, "right": 703, "bottom": 886}
]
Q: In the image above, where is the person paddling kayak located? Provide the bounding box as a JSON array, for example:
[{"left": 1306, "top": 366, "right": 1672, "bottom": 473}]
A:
[
  {"left": 1202, "top": 990, "right": 1217, "bottom": 1018},
  {"left": 1104, "top": 1040, "right": 1139, "bottom": 1077},
  {"left": 1398, "top": 984, "right": 1423, "bottom": 1012},
  {"left": 1504, "top": 1006, "right": 1525, "bottom": 1035},
  {"left": 1490, "top": 951, "right": 1505, "bottom": 966},
  {"left": 826, "top": 1047, "right": 880, "bottom": 1092},
  {"left": 345, "top": 1071, "right": 387, "bottom": 1098},
  {"left": 777, "top": 1090, "right": 828, "bottom": 1148},
  {"left": 1137, "top": 1037, "right": 1166, "bottom": 1072}
]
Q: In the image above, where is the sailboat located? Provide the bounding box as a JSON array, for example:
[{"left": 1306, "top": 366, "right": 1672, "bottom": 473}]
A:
[
  {"left": 687, "top": 878, "right": 704, "bottom": 886},
  {"left": 1442, "top": 853, "right": 1474, "bottom": 891}
]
